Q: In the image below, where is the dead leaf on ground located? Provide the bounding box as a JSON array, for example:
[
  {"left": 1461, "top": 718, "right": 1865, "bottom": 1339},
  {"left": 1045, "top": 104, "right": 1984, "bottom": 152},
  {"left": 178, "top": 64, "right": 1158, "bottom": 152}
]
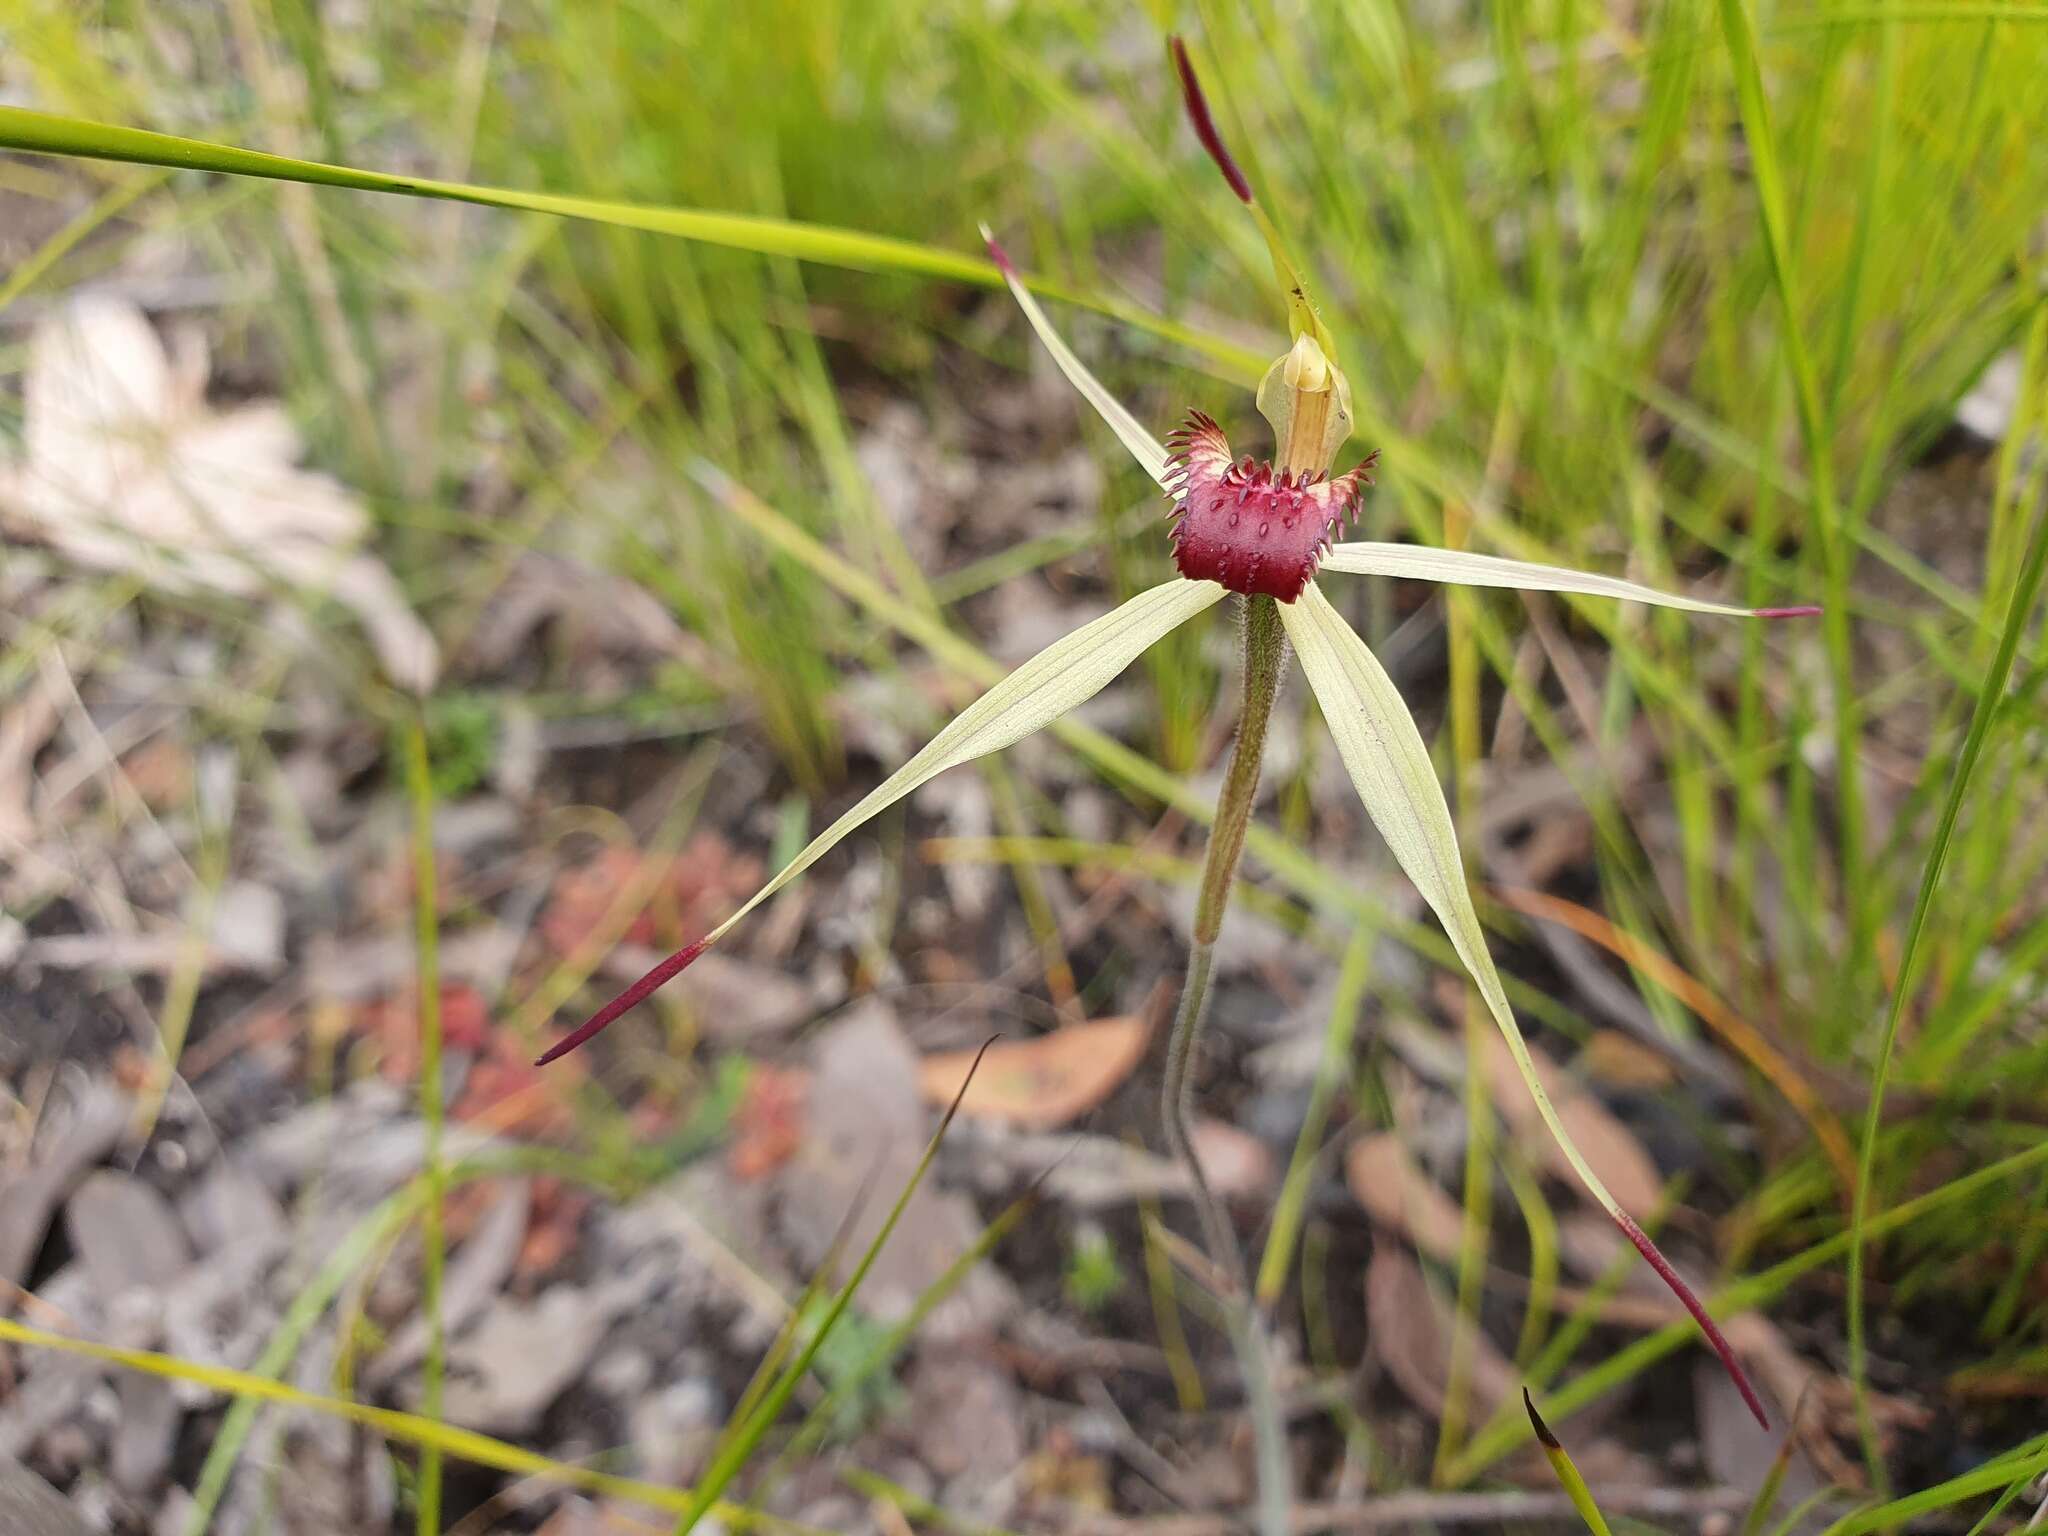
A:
[
  {"left": 517, "top": 1176, "right": 592, "bottom": 1277},
  {"left": 1347, "top": 1132, "right": 1466, "bottom": 1263},
  {"left": 345, "top": 985, "right": 490, "bottom": 1083},
  {"left": 917, "top": 1014, "right": 1150, "bottom": 1131},
  {"left": 1188, "top": 1117, "right": 1276, "bottom": 1201},
  {"left": 1365, "top": 1246, "right": 1521, "bottom": 1425},
  {"left": 0, "top": 297, "right": 437, "bottom": 691},
  {"left": 1581, "top": 1029, "right": 1678, "bottom": 1091},
  {"left": 538, "top": 833, "right": 762, "bottom": 957},
  {"left": 728, "top": 1064, "right": 809, "bottom": 1181}
]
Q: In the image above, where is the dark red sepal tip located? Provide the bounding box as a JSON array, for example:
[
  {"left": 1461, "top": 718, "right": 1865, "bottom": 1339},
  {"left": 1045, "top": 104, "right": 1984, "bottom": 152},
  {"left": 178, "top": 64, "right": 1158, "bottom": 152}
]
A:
[
  {"left": 1613, "top": 1209, "right": 1769, "bottom": 1430},
  {"left": 534, "top": 936, "right": 711, "bottom": 1066},
  {"left": 1169, "top": 36, "right": 1253, "bottom": 204},
  {"left": 1756, "top": 604, "right": 1823, "bottom": 619},
  {"left": 983, "top": 230, "right": 1018, "bottom": 278}
]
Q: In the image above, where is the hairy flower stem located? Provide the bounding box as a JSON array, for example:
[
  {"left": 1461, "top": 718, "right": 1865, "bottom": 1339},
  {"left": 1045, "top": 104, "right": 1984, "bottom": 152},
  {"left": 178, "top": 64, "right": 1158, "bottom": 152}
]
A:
[
  {"left": 1163, "top": 593, "right": 1286, "bottom": 1277},
  {"left": 1161, "top": 592, "right": 1290, "bottom": 1536}
]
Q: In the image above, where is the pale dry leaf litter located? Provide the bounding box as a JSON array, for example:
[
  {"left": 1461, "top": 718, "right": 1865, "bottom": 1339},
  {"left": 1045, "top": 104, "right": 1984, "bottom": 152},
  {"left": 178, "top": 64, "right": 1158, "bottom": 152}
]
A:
[{"left": 0, "top": 296, "right": 437, "bottom": 692}]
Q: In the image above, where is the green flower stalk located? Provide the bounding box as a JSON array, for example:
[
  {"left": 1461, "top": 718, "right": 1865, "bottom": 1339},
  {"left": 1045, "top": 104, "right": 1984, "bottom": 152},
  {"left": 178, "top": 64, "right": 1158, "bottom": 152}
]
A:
[{"left": 545, "top": 34, "right": 1816, "bottom": 1443}]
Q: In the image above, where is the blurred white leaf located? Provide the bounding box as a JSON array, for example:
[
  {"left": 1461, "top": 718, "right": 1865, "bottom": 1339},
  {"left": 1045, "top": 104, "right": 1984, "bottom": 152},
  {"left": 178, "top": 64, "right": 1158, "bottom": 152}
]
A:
[
  {"left": 1956, "top": 349, "right": 2020, "bottom": 442},
  {"left": 0, "top": 295, "right": 437, "bottom": 691}
]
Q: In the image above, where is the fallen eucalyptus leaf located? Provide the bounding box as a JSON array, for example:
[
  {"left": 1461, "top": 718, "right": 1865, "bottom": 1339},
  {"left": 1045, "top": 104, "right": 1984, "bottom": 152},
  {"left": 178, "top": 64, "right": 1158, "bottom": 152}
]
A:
[{"left": 917, "top": 1014, "right": 1151, "bottom": 1131}]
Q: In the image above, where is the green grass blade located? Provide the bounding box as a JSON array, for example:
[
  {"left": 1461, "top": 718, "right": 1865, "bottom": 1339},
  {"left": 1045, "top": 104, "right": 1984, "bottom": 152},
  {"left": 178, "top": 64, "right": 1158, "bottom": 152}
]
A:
[
  {"left": 667, "top": 1039, "right": 1000, "bottom": 1534},
  {"left": 1715, "top": 0, "right": 1868, "bottom": 1001},
  {"left": 1845, "top": 322, "right": 2048, "bottom": 1489},
  {"left": 401, "top": 716, "right": 447, "bottom": 1536},
  {"left": 1524, "top": 1391, "right": 1615, "bottom": 1536},
  {"left": 1255, "top": 922, "right": 1373, "bottom": 1308},
  {"left": 1739, "top": 1393, "right": 1805, "bottom": 1536},
  {"left": 706, "top": 1159, "right": 877, "bottom": 1478},
  {"left": 183, "top": 1148, "right": 613, "bottom": 1534},
  {"left": 0, "top": 104, "right": 988, "bottom": 277},
  {"left": 0, "top": 1310, "right": 803, "bottom": 1532},
  {"left": 0, "top": 168, "right": 165, "bottom": 309},
  {"left": 1446, "top": 1129, "right": 2048, "bottom": 1481},
  {"left": 767, "top": 1188, "right": 1037, "bottom": 1488},
  {"left": 0, "top": 106, "right": 1264, "bottom": 379},
  {"left": 184, "top": 1183, "right": 426, "bottom": 1534},
  {"left": 1823, "top": 1436, "right": 2048, "bottom": 1536}
]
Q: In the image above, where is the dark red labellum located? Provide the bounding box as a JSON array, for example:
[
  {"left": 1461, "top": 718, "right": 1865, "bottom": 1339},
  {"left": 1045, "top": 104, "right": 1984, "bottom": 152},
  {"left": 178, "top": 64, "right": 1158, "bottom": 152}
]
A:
[{"left": 1164, "top": 411, "right": 1375, "bottom": 602}]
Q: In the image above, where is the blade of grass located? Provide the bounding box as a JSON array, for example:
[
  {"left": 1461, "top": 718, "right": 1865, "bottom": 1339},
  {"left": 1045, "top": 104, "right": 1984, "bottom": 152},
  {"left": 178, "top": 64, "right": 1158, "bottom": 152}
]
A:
[
  {"left": 184, "top": 1146, "right": 615, "bottom": 1535},
  {"left": 706, "top": 1148, "right": 881, "bottom": 1479},
  {"left": 1821, "top": 16, "right": 1896, "bottom": 423},
  {"left": 0, "top": 105, "right": 1264, "bottom": 378},
  {"left": 1955, "top": 1467, "right": 2040, "bottom": 1536},
  {"left": 0, "top": 167, "right": 164, "bottom": 309},
  {"left": 1254, "top": 921, "right": 1373, "bottom": 1308},
  {"left": 756, "top": 1185, "right": 1039, "bottom": 1519},
  {"left": 1524, "top": 1390, "right": 1615, "bottom": 1536},
  {"left": 1844, "top": 319, "right": 2048, "bottom": 1488},
  {"left": 667, "top": 1037, "right": 999, "bottom": 1534},
  {"left": 1715, "top": 0, "right": 1868, "bottom": 1014},
  {"left": 1739, "top": 1392, "right": 1807, "bottom": 1536},
  {"left": 1439, "top": 468, "right": 1502, "bottom": 1476},
  {"left": 1140, "top": 1164, "right": 1207, "bottom": 1414},
  {"left": 185, "top": 1178, "right": 435, "bottom": 1534},
  {"left": 401, "top": 715, "right": 447, "bottom": 1535},
  {"left": 1823, "top": 1434, "right": 2048, "bottom": 1536},
  {"left": 1446, "top": 1126, "right": 2048, "bottom": 1481},
  {"left": 1500, "top": 1153, "right": 1562, "bottom": 1370},
  {"left": 0, "top": 1312, "right": 809, "bottom": 1533},
  {"left": 1768, "top": 1488, "right": 1856, "bottom": 1536}
]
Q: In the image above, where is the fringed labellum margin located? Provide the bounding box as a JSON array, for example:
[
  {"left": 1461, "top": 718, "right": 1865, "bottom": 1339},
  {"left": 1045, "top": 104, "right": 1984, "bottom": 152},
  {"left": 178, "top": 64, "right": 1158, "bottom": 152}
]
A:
[{"left": 1164, "top": 410, "right": 1377, "bottom": 602}]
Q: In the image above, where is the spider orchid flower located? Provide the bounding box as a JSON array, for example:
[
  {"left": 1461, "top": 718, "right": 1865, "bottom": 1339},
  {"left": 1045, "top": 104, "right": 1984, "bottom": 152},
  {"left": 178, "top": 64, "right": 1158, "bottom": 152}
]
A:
[{"left": 541, "top": 36, "right": 1812, "bottom": 1432}]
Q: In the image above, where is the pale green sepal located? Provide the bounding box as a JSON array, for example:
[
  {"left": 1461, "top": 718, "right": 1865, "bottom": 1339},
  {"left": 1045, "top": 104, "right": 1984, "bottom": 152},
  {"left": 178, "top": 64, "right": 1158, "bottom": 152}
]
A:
[
  {"left": 981, "top": 222, "right": 1172, "bottom": 487},
  {"left": 1279, "top": 581, "right": 1632, "bottom": 1226},
  {"left": 1323, "top": 543, "right": 1775, "bottom": 617},
  {"left": 694, "top": 577, "right": 1225, "bottom": 951}
]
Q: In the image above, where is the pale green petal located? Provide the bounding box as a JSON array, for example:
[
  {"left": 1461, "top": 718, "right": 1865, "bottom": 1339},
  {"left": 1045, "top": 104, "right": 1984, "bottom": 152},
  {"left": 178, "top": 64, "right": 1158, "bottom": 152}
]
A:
[
  {"left": 1323, "top": 542, "right": 1816, "bottom": 619},
  {"left": 980, "top": 223, "right": 1171, "bottom": 487},
  {"left": 538, "top": 576, "right": 1226, "bottom": 1065},
  {"left": 706, "top": 577, "right": 1219, "bottom": 944},
  {"left": 1280, "top": 581, "right": 1629, "bottom": 1222}
]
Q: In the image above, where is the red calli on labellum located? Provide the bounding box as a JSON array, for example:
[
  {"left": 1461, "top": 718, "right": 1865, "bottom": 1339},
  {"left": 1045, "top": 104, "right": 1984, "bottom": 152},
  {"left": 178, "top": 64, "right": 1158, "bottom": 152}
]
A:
[{"left": 1165, "top": 410, "right": 1377, "bottom": 602}]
